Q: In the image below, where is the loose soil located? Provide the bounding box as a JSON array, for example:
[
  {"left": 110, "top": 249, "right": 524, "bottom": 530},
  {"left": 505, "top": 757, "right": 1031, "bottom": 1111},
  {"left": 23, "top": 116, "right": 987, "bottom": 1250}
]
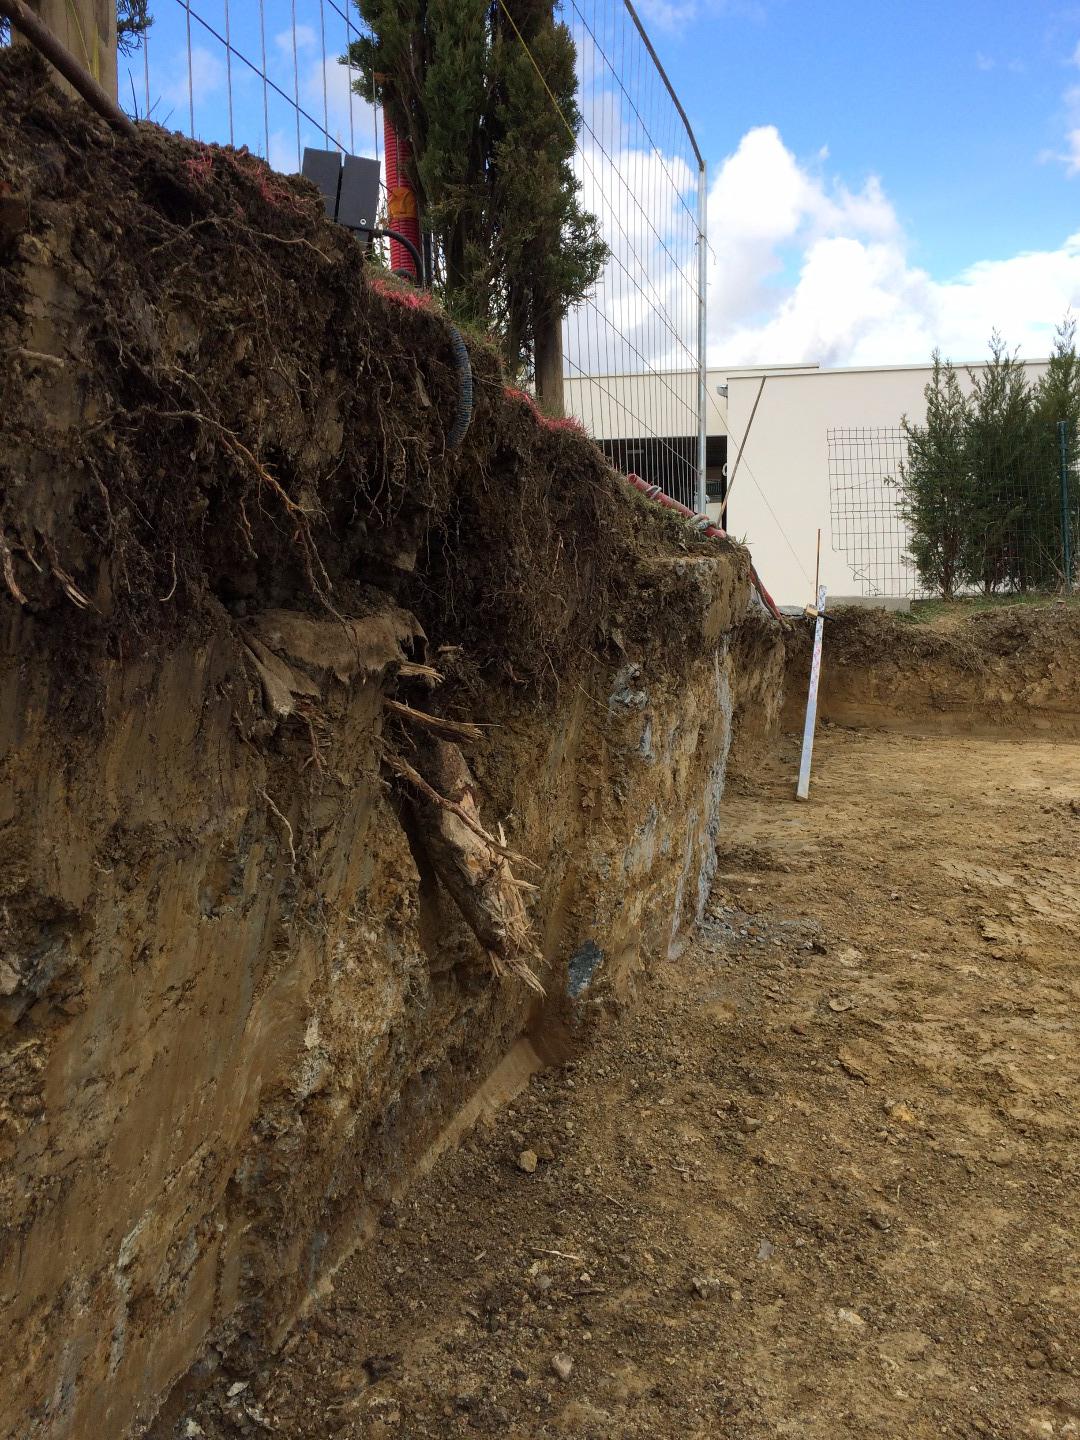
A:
[
  {"left": 176, "top": 726, "right": 1080, "bottom": 1440},
  {"left": 1, "top": 47, "right": 726, "bottom": 697}
]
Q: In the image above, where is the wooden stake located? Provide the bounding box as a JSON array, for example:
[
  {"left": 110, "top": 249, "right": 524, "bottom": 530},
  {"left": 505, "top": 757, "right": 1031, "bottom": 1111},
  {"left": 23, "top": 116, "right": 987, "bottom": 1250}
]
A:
[{"left": 2, "top": 0, "right": 130, "bottom": 128}]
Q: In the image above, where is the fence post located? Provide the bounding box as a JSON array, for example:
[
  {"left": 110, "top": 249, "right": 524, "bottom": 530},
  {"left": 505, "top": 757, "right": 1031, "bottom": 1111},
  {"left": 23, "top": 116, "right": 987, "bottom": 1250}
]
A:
[
  {"left": 696, "top": 158, "right": 708, "bottom": 515},
  {"left": 1059, "top": 420, "right": 1073, "bottom": 593},
  {"left": 17, "top": 0, "right": 117, "bottom": 101}
]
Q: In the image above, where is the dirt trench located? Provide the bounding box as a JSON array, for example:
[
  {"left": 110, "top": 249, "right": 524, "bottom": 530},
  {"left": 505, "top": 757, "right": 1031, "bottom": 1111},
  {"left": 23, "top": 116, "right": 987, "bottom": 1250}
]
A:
[
  {"left": 1, "top": 50, "right": 784, "bottom": 1440},
  {"left": 4, "top": 50, "right": 1080, "bottom": 1440},
  {"left": 170, "top": 718, "right": 1080, "bottom": 1440},
  {"left": 785, "top": 603, "right": 1080, "bottom": 738}
]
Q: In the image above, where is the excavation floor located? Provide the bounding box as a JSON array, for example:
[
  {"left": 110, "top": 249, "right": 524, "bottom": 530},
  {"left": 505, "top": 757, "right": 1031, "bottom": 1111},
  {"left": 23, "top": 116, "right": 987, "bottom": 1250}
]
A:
[{"left": 183, "top": 728, "right": 1080, "bottom": 1440}]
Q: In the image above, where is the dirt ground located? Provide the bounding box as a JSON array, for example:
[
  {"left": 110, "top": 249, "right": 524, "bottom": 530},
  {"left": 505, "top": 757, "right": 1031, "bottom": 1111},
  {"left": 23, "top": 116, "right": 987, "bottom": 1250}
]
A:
[{"left": 178, "top": 724, "right": 1080, "bottom": 1440}]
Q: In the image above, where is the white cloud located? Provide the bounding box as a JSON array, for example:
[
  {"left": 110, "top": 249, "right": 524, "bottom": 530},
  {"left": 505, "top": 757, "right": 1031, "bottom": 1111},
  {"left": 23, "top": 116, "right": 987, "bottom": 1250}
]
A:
[
  {"left": 268, "top": 127, "right": 298, "bottom": 175},
  {"left": 705, "top": 125, "right": 1080, "bottom": 367},
  {"left": 623, "top": 0, "right": 765, "bottom": 36},
  {"left": 300, "top": 53, "right": 378, "bottom": 153},
  {"left": 162, "top": 45, "right": 224, "bottom": 111},
  {"left": 977, "top": 52, "right": 1025, "bottom": 74},
  {"left": 634, "top": 0, "right": 699, "bottom": 31},
  {"left": 1046, "top": 52, "right": 1080, "bottom": 172},
  {"left": 565, "top": 135, "right": 699, "bottom": 379},
  {"left": 275, "top": 24, "right": 318, "bottom": 57}
]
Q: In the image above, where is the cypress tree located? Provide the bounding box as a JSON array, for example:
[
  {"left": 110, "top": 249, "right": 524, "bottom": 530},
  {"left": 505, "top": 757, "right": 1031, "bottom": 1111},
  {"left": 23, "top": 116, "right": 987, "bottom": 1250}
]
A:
[
  {"left": 1031, "top": 316, "right": 1080, "bottom": 587},
  {"left": 898, "top": 353, "right": 972, "bottom": 600},
  {"left": 345, "top": 0, "right": 607, "bottom": 387},
  {"left": 964, "top": 332, "right": 1033, "bottom": 592},
  {"left": 117, "top": 1, "right": 152, "bottom": 55},
  {"left": 1, "top": 2, "right": 150, "bottom": 52}
]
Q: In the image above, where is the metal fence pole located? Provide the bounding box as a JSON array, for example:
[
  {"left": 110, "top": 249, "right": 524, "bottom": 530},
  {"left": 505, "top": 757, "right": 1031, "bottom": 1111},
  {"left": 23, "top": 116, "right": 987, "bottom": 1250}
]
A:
[
  {"left": 696, "top": 158, "right": 707, "bottom": 515},
  {"left": 1060, "top": 420, "right": 1073, "bottom": 593}
]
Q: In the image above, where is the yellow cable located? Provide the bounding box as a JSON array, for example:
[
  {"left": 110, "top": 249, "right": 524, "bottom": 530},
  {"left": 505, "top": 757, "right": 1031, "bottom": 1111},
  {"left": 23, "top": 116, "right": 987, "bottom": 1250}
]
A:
[
  {"left": 64, "top": 0, "right": 93, "bottom": 70},
  {"left": 493, "top": 0, "right": 580, "bottom": 151}
]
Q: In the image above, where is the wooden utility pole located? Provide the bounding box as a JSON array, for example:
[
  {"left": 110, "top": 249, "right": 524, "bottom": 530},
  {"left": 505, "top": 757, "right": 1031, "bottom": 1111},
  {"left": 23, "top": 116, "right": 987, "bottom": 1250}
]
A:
[
  {"left": 20, "top": 0, "right": 118, "bottom": 102},
  {"left": 534, "top": 302, "right": 565, "bottom": 419}
]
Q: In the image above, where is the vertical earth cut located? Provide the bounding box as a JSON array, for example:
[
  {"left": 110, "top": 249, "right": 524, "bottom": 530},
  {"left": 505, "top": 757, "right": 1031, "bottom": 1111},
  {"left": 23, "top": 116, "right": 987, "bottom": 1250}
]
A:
[{"left": 0, "top": 51, "right": 784, "bottom": 1440}]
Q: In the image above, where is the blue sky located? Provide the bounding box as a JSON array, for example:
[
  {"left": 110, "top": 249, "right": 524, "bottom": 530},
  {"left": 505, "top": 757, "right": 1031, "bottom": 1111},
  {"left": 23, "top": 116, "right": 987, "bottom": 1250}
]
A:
[
  {"left": 661, "top": 0, "right": 1080, "bottom": 274},
  {"left": 126, "top": 0, "right": 1080, "bottom": 368},
  {"left": 641, "top": 0, "right": 1080, "bottom": 364}
]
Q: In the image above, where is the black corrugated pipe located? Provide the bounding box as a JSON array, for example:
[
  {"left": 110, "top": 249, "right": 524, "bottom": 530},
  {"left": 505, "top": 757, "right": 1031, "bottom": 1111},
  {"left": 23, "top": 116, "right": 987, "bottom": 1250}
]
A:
[
  {"left": 366, "top": 227, "right": 472, "bottom": 450},
  {"left": 369, "top": 227, "right": 425, "bottom": 286},
  {"left": 444, "top": 324, "right": 473, "bottom": 451}
]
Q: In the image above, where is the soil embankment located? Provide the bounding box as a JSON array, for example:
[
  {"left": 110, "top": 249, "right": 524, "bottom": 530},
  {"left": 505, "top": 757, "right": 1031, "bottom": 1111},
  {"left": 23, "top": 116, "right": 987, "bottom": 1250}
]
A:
[
  {"left": 785, "top": 604, "right": 1080, "bottom": 737},
  {"left": 163, "top": 725, "right": 1080, "bottom": 1440},
  {"left": 0, "top": 52, "right": 781, "bottom": 1440}
]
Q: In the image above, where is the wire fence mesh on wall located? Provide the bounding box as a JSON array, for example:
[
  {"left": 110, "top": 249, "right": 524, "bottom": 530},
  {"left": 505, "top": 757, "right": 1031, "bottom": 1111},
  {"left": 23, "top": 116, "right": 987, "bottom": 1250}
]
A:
[
  {"left": 829, "top": 424, "right": 1079, "bottom": 599},
  {"left": 828, "top": 428, "right": 920, "bottom": 599},
  {"left": 102, "top": 0, "right": 706, "bottom": 513}
]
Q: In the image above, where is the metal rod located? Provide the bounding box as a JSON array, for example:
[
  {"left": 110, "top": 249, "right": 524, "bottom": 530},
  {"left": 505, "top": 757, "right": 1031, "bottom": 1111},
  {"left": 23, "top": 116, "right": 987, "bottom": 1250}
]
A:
[
  {"left": 142, "top": 12, "right": 149, "bottom": 118},
  {"left": 620, "top": 0, "right": 703, "bottom": 168},
  {"left": 721, "top": 374, "right": 766, "bottom": 521},
  {"left": 224, "top": 0, "right": 234, "bottom": 146},
  {"left": 259, "top": 0, "right": 270, "bottom": 160},
  {"left": 0, "top": 0, "right": 136, "bottom": 136},
  {"left": 291, "top": 0, "right": 302, "bottom": 172},
  {"left": 796, "top": 585, "right": 827, "bottom": 801},
  {"left": 319, "top": 0, "right": 329, "bottom": 141},
  {"left": 1059, "top": 420, "right": 1073, "bottom": 593},
  {"left": 695, "top": 158, "right": 707, "bottom": 515},
  {"left": 185, "top": 0, "right": 194, "bottom": 136}
]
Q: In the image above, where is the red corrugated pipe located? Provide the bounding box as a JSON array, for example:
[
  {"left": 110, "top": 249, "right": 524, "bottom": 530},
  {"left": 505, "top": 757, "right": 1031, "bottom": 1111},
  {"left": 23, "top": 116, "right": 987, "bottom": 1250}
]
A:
[
  {"left": 625, "top": 473, "right": 784, "bottom": 623},
  {"left": 382, "top": 115, "right": 422, "bottom": 281}
]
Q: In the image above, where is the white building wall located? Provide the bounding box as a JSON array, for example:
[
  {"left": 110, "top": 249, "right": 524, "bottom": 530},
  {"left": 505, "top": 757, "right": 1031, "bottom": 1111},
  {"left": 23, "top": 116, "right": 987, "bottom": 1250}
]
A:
[
  {"left": 563, "top": 370, "right": 698, "bottom": 440},
  {"left": 565, "top": 359, "right": 1055, "bottom": 607},
  {"left": 719, "top": 361, "right": 1049, "bottom": 606}
]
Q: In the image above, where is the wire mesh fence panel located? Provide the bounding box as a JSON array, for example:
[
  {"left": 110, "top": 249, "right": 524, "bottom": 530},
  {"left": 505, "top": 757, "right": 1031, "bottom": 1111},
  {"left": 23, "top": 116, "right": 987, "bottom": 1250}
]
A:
[
  {"left": 555, "top": 0, "right": 705, "bottom": 512},
  {"left": 964, "top": 422, "right": 1079, "bottom": 595},
  {"left": 829, "top": 424, "right": 1080, "bottom": 600},
  {"left": 110, "top": 0, "right": 387, "bottom": 251},
  {"left": 828, "top": 427, "right": 920, "bottom": 598},
  {"left": 18, "top": 1, "right": 706, "bottom": 507},
  {"left": 131, "top": 1, "right": 378, "bottom": 163}
]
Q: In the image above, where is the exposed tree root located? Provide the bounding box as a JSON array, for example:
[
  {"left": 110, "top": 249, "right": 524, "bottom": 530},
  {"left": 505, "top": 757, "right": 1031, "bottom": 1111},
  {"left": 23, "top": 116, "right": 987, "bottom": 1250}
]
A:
[
  {"left": 386, "top": 738, "right": 545, "bottom": 993},
  {"left": 384, "top": 697, "right": 484, "bottom": 743},
  {"left": 1, "top": 535, "right": 27, "bottom": 606}
]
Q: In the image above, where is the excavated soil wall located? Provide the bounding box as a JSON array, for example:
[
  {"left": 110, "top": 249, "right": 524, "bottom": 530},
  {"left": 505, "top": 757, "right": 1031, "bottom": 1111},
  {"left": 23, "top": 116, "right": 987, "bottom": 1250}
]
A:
[
  {"left": 0, "top": 55, "right": 784, "bottom": 1440},
  {"left": 784, "top": 605, "right": 1080, "bottom": 738}
]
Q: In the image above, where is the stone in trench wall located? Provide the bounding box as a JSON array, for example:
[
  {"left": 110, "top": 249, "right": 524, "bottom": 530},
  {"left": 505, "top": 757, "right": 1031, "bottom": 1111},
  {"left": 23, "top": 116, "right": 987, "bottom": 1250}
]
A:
[{"left": 0, "top": 551, "right": 750, "bottom": 1440}]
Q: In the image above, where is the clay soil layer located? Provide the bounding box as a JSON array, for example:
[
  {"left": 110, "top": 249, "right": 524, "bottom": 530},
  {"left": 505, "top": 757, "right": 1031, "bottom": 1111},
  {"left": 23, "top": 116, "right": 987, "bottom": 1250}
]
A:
[{"left": 178, "top": 725, "right": 1080, "bottom": 1440}]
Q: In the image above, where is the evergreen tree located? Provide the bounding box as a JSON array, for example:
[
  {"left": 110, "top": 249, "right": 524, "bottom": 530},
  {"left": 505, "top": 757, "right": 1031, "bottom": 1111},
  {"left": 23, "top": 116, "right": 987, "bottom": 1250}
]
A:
[
  {"left": 964, "top": 332, "right": 1033, "bottom": 592},
  {"left": 345, "top": 0, "right": 607, "bottom": 384},
  {"left": 898, "top": 353, "right": 972, "bottom": 599},
  {"left": 1030, "top": 315, "right": 1080, "bottom": 587},
  {"left": 117, "top": 0, "right": 152, "bottom": 55},
  {"left": 899, "top": 324, "right": 1077, "bottom": 597}
]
